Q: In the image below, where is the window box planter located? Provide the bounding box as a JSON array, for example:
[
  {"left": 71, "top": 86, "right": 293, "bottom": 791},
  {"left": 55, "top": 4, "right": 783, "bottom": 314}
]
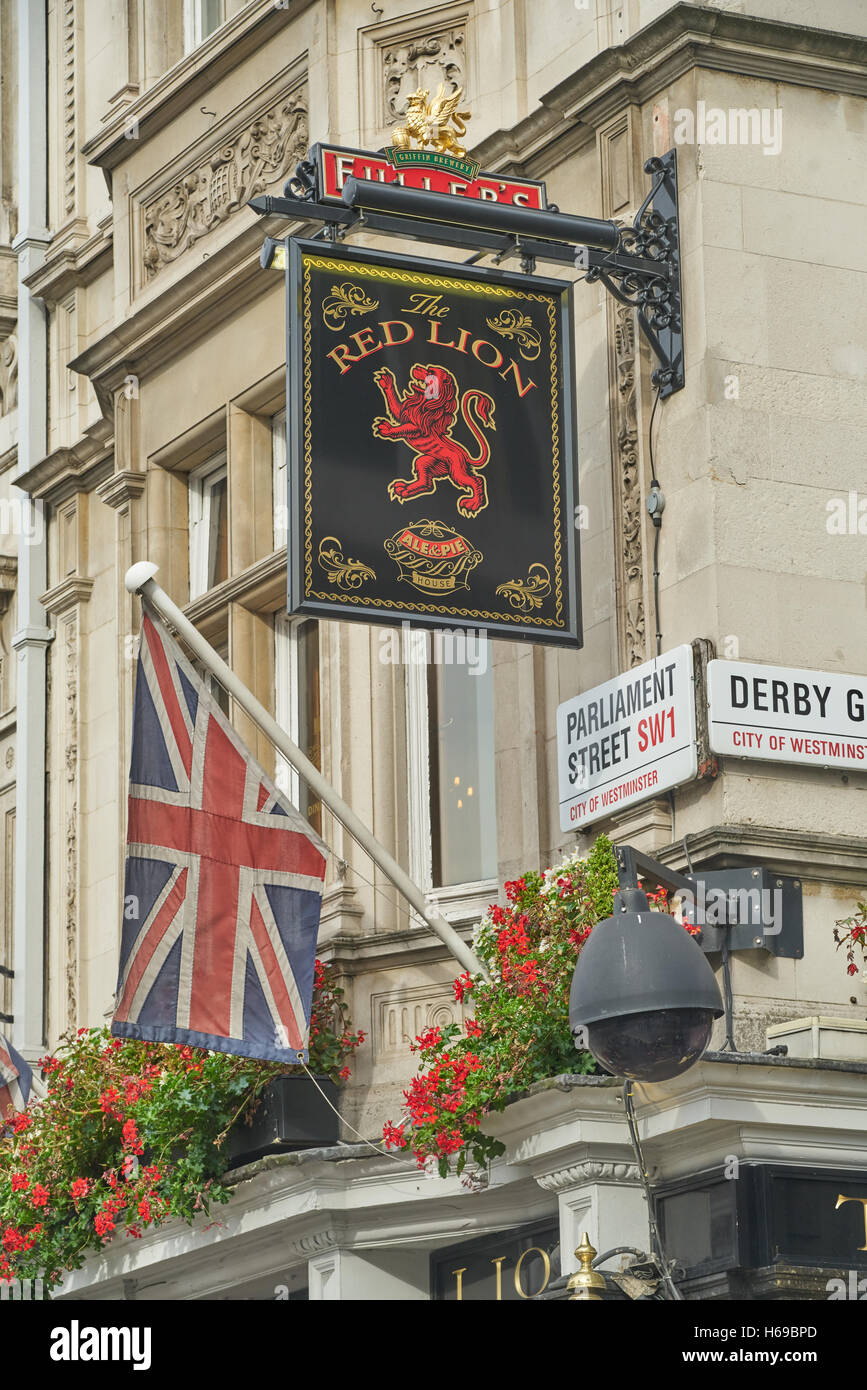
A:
[{"left": 226, "top": 1075, "right": 340, "bottom": 1167}]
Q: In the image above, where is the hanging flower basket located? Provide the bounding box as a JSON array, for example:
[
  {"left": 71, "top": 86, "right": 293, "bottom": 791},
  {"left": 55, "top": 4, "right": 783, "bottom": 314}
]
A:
[
  {"left": 0, "top": 960, "right": 363, "bottom": 1291},
  {"left": 226, "top": 1074, "right": 339, "bottom": 1167}
]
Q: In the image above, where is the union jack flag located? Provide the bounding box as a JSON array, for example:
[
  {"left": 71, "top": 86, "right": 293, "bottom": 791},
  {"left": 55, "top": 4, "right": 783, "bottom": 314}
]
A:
[
  {"left": 0, "top": 1033, "right": 31, "bottom": 1123},
  {"left": 112, "top": 606, "right": 328, "bottom": 1063}
]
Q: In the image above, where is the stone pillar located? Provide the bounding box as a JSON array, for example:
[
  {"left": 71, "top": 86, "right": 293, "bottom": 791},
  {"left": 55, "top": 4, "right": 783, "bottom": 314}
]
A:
[
  {"left": 307, "top": 1248, "right": 428, "bottom": 1300},
  {"left": 11, "top": 0, "right": 52, "bottom": 1059},
  {"left": 536, "top": 1161, "right": 650, "bottom": 1276}
]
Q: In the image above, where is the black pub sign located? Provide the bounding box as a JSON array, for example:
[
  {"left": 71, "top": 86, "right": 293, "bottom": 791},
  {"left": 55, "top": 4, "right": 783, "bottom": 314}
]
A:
[{"left": 287, "top": 239, "right": 580, "bottom": 645}]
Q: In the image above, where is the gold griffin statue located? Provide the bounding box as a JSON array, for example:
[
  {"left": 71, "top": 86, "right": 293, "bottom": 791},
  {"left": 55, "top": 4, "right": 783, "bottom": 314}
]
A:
[{"left": 391, "top": 84, "right": 471, "bottom": 159}]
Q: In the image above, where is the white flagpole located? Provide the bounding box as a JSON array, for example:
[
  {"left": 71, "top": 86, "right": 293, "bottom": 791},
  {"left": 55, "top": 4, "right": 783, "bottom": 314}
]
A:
[{"left": 125, "top": 563, "right": 489, "bottom": 981}]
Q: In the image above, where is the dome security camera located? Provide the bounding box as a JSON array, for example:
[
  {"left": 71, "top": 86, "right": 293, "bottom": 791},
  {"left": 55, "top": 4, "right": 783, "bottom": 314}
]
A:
[{"left": 569, "top": 887, "right": 724, "bottom": 1083}]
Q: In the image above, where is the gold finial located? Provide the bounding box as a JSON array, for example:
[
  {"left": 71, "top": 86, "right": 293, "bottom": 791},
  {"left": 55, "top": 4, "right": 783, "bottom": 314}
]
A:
[
  {"left": 390, "top": 83, "right": 472, "bottom": 159},
  {"left": 566, "top": 1233, "right": 607, "bottom": 1301}
]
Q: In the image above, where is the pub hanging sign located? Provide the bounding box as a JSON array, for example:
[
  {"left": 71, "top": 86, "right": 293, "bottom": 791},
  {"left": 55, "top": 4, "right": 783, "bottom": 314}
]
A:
[{"left": 287, "top": 238, "right": 581, "bottom": 645}]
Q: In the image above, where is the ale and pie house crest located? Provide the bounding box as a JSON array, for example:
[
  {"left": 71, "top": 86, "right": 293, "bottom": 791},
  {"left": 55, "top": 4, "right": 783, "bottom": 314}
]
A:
[{"left": 287, "top": 238, "right": 580, "bottom": 645}]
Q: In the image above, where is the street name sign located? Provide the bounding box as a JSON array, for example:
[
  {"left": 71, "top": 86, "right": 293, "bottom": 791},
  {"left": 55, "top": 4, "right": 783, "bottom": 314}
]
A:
[
  {"left": 556, "top": 645, "right": 698, "bottom": 831},
  {"left": 707, "top": 659, "right": 867, "bottom": 770}
]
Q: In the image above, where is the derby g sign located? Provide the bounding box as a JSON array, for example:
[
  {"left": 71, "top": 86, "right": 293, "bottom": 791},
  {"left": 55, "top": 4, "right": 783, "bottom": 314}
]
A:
[{"left": 287, "top": 239, "right": 579, "bottom": 644}]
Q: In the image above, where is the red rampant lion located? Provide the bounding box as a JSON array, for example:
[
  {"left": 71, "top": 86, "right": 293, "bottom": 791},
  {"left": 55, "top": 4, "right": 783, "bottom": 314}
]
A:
[{"left": 372, "top": 363, "right": 495, "bottom": 518}]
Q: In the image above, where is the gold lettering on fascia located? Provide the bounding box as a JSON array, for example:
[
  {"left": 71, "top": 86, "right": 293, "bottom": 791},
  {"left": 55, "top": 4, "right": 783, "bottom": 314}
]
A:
[
  {"left": 836, "top": 1194, "right": 867, "bottom": 1251},
  {"left": 451, "top": 1248, "right": 553, "bottom": 1300},
  {"left": 514, "top": 1247, "right": 551, "bottom": 1299}
]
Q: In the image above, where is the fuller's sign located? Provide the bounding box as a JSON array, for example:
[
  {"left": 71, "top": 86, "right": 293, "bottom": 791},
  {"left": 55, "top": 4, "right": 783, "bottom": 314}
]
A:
[
  {"left": 287, "top": 238, "right": 580, "bottom": 644},
  {"left": 707, "top": 659, "right": 867, "bottom": 770},
  {"left": 313, "top": 142, "right": 548, "bottom": 209},
  {"left": 556, "top": 646, "right": 698, "bottom": 830}
]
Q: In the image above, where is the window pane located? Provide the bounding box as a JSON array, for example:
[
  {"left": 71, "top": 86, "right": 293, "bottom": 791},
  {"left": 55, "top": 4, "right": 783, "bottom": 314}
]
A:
[
  {"left": 202, "top": 0, "right": 223, "bottom": 39},
  {"left": 273, "top": 409, "right": 287, "bottom": 549},
  {"left": 429, "top": 652, "right": 497, "bottom": 887},
  {"left": 274, "top": 615, "right": 321, "bottom": 836},
  {"left": 209, "top": 476, "right": 228, "bottom": 589}
]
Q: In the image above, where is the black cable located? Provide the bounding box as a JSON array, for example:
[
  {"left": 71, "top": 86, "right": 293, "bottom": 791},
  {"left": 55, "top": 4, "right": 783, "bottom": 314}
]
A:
[
  {"left": 622, "top": 1080, "right": 683, "bottom": 1301},
  {"left": 652, "top": 522, "right": 662, "bottom": 656},
  {"left": 647, "top": 386, "right": 662, "bottom": 489},
  {"left": 646, "top": 385, "right": 664, "bottom": 656},
  {"left": 718, "top": 941, "right": 737, "bottom": 1052}
]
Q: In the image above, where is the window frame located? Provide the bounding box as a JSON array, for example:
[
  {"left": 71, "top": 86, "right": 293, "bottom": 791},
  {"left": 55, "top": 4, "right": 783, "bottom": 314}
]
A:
[
  {"left": 405, "top": 638, "right": 498, "bottom": 927},
  {"left": 272, "top": 407, "right": 287, "bottom": 551},
  {"left": 273, "top": 612, "right": 320, "bottom": 831},
  {"left": 182, "top": 0, "right": 225, "bottom": 54},
  {"left": 188, "top": 452, "right": 228, "bottom": 601}
]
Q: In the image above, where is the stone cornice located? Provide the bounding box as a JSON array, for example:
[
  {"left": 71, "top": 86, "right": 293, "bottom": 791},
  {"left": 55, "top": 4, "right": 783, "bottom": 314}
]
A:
[
  {"left": 15, "top": 437, "right": 113, "bottom": 503},
  {"left": 67, "top": 213, "right": 304, "bottom": 408},
  {"left": 484, "top": 1055, "right": 867, "bottom": 1188},
  {"left": 536, "top": 1160, "right": 641, "bottom": 1191},
  {"left": 40, "top": 576, "right": 95, "bottom": 617},
  {"left": 655, "top": 823, "right": 867, "bottom": 887},
  {"left": 11, "top": 626, "right": 54, "bottom": 652},
  {"left": 183, "top": 547, "right": 287, "bottom": 625},
  {"left": 95, "top": 469, "right": 147, "bottom": 512},
  {"left": 23, "top": 226, "right": 114, "bottom": 305},
  {"left": 82, "top": 0, "right": 315, "bottom": 173},
  {"left": 473, "top": 3, "right": 867, "bottom": 176}
]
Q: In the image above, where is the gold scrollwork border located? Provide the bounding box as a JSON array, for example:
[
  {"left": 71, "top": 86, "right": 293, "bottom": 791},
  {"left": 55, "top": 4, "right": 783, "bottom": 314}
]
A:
[
  {"left": 322, "top": 282, "right": 379, "bottom": 331},
  {"left": 496, "top": 563, "right": 552, "bottom": 611},
  {"left": 317, "top": 535, "right": 376, "bottom": 588}
]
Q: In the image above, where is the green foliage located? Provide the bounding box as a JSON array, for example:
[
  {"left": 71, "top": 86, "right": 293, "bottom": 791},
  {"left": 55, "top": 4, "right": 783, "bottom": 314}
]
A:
[{"left": 383, "top": 835, "right": 621, "bottom": 1175}]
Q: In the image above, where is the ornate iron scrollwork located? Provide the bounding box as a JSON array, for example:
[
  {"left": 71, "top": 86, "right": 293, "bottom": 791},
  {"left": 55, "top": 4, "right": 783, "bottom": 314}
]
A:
[
  {"left": 585, "top": 151, "right": 683, "bottom": 397},
  {"left": 284, "top": 159, "right": 317, "bottom": 200}
]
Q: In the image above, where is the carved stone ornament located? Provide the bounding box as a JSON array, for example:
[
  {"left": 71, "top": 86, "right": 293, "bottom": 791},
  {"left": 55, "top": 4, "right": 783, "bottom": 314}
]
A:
[
  {"left": 383, "top": 29, "right": 466, "bottom": 123},
  {"left": 0, "top": 335, "right": 18, "bottom": 416},
  {"left": 536, "top": 1160, "right": 642, "bottom": 1192},
  {"left": 143, "top": 90, "right": 308, "bottom": 279},
  {"left": 63, "top": 614, "right": 79, "bottom": 1026},
  {"left": 612, "top": 304, "right": 645, "bottom": 666}
]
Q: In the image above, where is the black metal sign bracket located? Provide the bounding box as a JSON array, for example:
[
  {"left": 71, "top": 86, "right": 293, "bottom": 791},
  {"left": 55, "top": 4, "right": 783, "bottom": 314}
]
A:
[
  {"left": 615, "top": 844, "right": 804, "bottom": 960},
  {"left": 581, "top": 152, "right": 683, "bottom": 398},
  {"left": 250, "top": 147, "right": 684, "bottom": 397}
]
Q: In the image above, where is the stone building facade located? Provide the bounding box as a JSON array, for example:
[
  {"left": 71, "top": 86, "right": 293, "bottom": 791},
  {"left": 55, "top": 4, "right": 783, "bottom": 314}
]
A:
[{"left": 2, "top": 0, "right": 866, "bottom": 1298}]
